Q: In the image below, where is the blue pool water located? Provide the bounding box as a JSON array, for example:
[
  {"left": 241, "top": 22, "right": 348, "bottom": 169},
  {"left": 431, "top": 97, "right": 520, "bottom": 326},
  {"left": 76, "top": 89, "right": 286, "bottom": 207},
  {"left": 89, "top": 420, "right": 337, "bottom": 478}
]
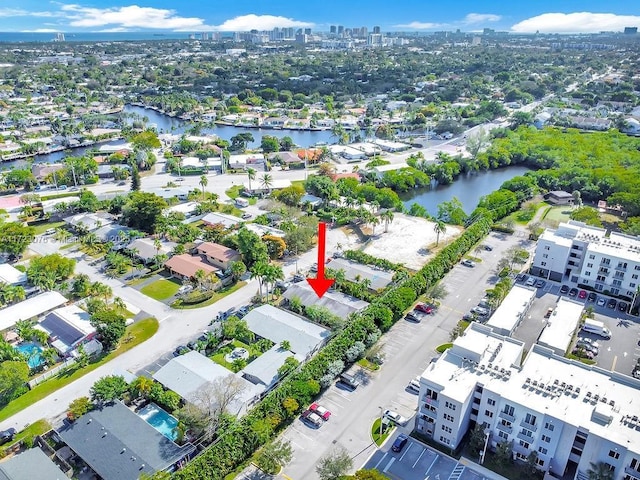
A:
[
  {"left": 14, "top": 342, "right": 44, "bottom": 369},
  {"left": 137, "top": 403, "right": 179, "bottom": 441}
]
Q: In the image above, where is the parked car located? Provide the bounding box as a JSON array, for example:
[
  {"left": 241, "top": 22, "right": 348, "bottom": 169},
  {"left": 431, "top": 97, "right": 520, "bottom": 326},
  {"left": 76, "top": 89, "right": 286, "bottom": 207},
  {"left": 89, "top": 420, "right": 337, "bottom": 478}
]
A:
[
  {"left": 536, "top": 279, "right": 546, "bottom": 288},
  {"left": 173, "top": 345, "right": 190, "bottom": 357},
  {"left": 471, "top": 306, "right": 490, "bottom": 316},
  {"left": 292, "top": 274, "right": 305, "bottom": 283},
  {"left": 178, "top": 285, "right": 193, "bottom": 295},
  {"left": 545, "top": 307, "right": 554, "bottom": 318},
  {"left": 597, "top": 297, "right": 606, "bottom": 307},
  {"left": 384, "top": 410, "right": 407, "bottom": 425},
  {"left": 607, "top": 298, "right": 617, "bottom": 309},
  {"left": 461, "top": 259, "right": 476, "bottom": 268},
  {"left": 525, "top": 277, "right": 536, "bottom": 287},
  {"left": 0, "top": 428, "right": 16, "bottom": 445},
  {"left": 241, "top": 213, "right": 252, "bottom": 219},
  {"left": 483, "top": 245, "right": 493, "bottom": 251},
  {"left": 405, "top": 311, "right": 424, "bottom": 323},
  {"left": 576, "top": 342, "right": 599, "bottom": 355},
  {"left": 43, "top": 228, "right": 56, "bottom": 236},
  {"left": 569, "top": 288, "right": 579, "bottom": 297},
  {"left": 588, "top": 292, "right": 597, "bottom": 302},
  {"left": 414, "top": 303, "right": 434, "bottom": 314},
  {"left": 516, "top": 273, "right": 528, "bottom": 283},
  {"left": 407, "top": 377, "right": 421, "bottom": 393},
  {"left": 577, "top": 337, "right": 600, "bottom": 349},
  {"left": 392, "top": 434, "right": 409, "bottom": 452},
  {"left": 301, "top": 410, "right": 323, "bottom": 427},
  {"left": 309, "top": 403, "right": 331, "bottom": 421},
  {"left": 560, "top": 285, "right": 570, "bottom": 294},
  {"left": 578, "top": 290, "right": 587, "bottom": 299},
  {"left": 618, "top": 301, "right": 628, "bottom": 312},
  {"left": 338, "top": 373, "right": 360, "bottom": 390}
]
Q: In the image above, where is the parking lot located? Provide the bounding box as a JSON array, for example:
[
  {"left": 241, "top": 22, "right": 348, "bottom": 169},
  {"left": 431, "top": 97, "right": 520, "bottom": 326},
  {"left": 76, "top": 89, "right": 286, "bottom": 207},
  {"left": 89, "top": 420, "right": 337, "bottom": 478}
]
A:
[{"left": 363, "top": 434, "right": 490, "bottom": 480}]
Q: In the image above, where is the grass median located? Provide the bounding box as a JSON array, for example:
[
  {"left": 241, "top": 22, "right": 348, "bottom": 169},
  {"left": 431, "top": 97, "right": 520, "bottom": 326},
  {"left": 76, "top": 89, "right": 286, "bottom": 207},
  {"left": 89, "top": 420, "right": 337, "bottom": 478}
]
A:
[{"left": 0, "top": 317, "right": 159, "bottom": 423}]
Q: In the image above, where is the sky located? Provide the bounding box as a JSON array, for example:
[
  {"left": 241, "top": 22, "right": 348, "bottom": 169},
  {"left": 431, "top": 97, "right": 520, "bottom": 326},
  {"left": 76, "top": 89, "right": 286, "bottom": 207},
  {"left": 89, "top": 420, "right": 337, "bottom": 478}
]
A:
[{"left": 1, "top": 0, "right": 639, "bottom": 34}]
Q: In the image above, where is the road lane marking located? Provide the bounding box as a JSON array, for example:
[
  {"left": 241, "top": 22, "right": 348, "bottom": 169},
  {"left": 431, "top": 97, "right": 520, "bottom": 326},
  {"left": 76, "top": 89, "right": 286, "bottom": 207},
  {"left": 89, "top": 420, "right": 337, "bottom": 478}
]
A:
[
  {"left": 412, "top": 447, "right": 426, "bottom": 468},
  {"left": 611, "top": 355, "right": 618, "bottom": 371},
  {"left": 425, "top": 455, "right": 438, "bottom": 476},
  {"left": 399, "top": 443, "right": 413, "bottom": 461},
  {"left": 374, "top": 452, "right": 389, "bottom": 469},
  {"left": 383, "top": 458, "right": 395, "bottom": 473}
]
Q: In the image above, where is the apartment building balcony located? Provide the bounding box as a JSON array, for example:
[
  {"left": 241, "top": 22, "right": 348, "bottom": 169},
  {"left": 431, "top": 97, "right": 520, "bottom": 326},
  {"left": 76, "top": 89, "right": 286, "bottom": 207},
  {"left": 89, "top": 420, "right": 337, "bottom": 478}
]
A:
[
  {"left": 598, "top": 269, "right": 610, "bottom": 276},
  {"left": 600, "top": 259, "right": 611, "bottom": 266},
  {"left": 499, "top": 411, "right": 515, "bottom": 423},
  {"left": 420, "top": 408, "right": 437, "bottom": 419},
  {"left": 625, "top": 466, "right": 640, "bottom": 479},
  {"left": 512, "top": 443, "right": 529, "bottom": 456},
  {"left": 615, "top": 265, "right": 627, "bottom": 272},
  {"left": 422, "top": 396, "right": 439, "bottom": 408},
  {"left": 520, "top": 419, "right": 538, "bottom": 432},
  {"left": 517, "top": 431, "right": 534, "bottom": 443},
  {"left": 496, "top": 423, "right": 512, "bottom": 435}
]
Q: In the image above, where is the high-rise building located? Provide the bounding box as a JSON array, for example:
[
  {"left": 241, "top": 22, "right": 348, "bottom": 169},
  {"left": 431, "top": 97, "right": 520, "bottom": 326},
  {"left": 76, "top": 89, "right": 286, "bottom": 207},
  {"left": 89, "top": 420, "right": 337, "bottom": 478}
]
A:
[
  {"left": 417, "top": 322, "right": 640, "bottom": 477},
  {"left": 373, "top": 26, "right": 381, "bottom": 34},
  {"left": 330, "top": 25, "right": 337, "bottom": 35},
  {"left": 624, "top": 27, "right": 638, "bottom": 35},
  {"left": 360, "top": 27, "right": 368, "bottom": 38},
  {"left": 304, "top": 28, "right": 312, "bottom": 35},
  {"left": 337, "top": 25, "right": 344, "bottom": 36}
]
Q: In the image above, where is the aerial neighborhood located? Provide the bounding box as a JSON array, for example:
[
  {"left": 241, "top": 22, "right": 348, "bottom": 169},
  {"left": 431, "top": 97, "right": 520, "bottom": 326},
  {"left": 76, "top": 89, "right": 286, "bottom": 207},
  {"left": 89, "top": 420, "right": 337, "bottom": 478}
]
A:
[{"left": 0, "top": 11, "right": 640, "bottom": 480}]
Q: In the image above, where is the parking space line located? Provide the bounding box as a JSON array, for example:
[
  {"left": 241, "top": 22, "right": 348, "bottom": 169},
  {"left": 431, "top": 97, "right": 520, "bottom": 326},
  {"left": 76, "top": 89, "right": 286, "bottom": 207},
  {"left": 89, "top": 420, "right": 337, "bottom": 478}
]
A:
[
  {"left": 612, "top": 355, "right": 618, "bottom": 371},
  {"left": 399, "top": 443, "right": 413, "bottom": 461},
  {"left": 374, "top": 452, "right": 389, "bottom": 469},
  {"left": 383, "top": 458, "right": 395, "bottom": 473},
  {"left": 425, "top": 455, "right": 438, "bottom": 476},
  {"left": 412, "top": 447, "right": 426, "bottom": 468}
]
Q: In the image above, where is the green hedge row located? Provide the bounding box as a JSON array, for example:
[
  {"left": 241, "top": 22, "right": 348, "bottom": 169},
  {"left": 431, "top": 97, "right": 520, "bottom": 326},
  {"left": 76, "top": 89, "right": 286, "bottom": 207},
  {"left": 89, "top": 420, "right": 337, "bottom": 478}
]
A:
[
  {"left": 343, "top": 249, "right": 406, "bottom": 272},
  {"left": 173, "top": 215, "right": 493, "bottom": 480}
]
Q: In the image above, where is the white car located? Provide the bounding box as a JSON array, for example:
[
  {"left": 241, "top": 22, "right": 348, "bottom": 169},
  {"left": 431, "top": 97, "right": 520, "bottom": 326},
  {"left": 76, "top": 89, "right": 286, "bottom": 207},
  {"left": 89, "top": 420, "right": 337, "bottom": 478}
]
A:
[
  {"left": 407, "top": 377, "right": 421, "bottom": 393},
  {"left": 597, "top": 297, "right": 606, "bottom": 307},
  {"left": 525, "top": 277, "right": 536, "bottom": 287},
  {"left": 384, "top": 410, "right": 407, "bottom": 425}
]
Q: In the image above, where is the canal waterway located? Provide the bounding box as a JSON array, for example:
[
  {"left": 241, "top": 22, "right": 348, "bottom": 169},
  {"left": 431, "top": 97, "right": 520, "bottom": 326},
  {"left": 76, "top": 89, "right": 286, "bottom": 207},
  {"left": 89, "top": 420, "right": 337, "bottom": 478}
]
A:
[{"left": 400, "top": 166, "right": 532, "bottom": 216}]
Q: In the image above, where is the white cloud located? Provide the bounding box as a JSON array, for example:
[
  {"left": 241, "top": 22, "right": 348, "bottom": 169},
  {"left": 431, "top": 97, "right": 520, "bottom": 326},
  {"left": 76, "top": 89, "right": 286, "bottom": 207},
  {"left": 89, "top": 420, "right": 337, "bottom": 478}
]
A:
[
  {"left": 463, "top": 13, "right": 501, "bottom": 25},
  {"left": 393, "top": 21, "right": 445, "bottom": 30},
  {"left": 511, "top": 12, "right": 640, "bottom": 33},
  {"left": 21, "top": 28, "right": 59, "bottom": 33},
  {"left": 61, "top": 4, "right": 206, "bottom": 30},
  {"left": 211, "top": 14, "right": 313, "bottom": 32},
  {"left": 0, "top": 8, "right": 57, "bottom": 18}
]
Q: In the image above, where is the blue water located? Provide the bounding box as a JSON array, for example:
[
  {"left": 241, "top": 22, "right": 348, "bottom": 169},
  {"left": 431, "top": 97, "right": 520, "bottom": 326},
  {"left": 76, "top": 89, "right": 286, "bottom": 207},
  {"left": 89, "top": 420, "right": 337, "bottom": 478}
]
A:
[
  {"left": 15, "top": 342, "right": 44, "bottom": 369},
  {"left": 138, "top": 403, "right": 179, "bottom": 441}
]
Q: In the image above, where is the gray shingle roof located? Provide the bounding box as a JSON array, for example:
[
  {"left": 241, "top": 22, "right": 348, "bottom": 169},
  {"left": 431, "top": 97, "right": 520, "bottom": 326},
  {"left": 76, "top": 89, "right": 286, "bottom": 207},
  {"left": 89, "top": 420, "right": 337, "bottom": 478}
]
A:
[
  {"left": 0, "top": 448, "right": 67, "bottom": 480},
  {"left": 327, "top": 258, "right": 394, "bottom": 291},
  {"left": 57, "top": 402, "right": 195, "bottom": 480},
  {"left": 243, "top": 305, "right": 330, "bottom": 357},
  {"left": 282, "top": 282, "right": 369, "bottom": 319},
  {"left": 241, "top": 346, "right": 295, "bottom": 388}
]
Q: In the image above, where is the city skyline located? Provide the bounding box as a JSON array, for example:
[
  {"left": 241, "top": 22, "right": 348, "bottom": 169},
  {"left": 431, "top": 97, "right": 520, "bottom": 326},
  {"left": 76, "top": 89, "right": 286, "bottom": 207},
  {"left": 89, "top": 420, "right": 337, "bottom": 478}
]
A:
[{"left": 1, "top": 0, "right": 640, "bottom": 34}]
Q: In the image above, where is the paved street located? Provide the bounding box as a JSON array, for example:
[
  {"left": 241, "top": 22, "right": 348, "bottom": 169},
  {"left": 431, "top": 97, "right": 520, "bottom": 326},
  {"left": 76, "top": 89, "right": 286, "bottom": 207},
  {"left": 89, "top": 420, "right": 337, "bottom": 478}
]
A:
[{"left": 277, "top": 231, "right": 526, "bottom": 480}]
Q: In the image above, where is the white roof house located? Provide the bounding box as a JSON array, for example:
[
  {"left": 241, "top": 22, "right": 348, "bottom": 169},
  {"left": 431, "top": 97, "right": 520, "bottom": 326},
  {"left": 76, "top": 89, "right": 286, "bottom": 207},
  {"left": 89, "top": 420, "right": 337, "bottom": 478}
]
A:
[
  {"left": 282, "top": 282, "right": 369, "bottom": 318},
  {"left": 0, "top": 263, "right": 27, "bottom": 285},
  {"left": 37, "top": 304, "right": 95, "bottom": 354},
  {"left": 537, "top": 298, "right": 583, "bottom": 356},
  {"left": 243, "top": 305, "right": 330, "bottom": 358},
  {"left": 0, "top": 291, "right": 67, "bottom": 331},
  {"left": 241, "top": 346, "right": 298, "bottom": 389},
  {"left": 245, "top": 223, "right": 285, "bottom": 238},
  {"left": 327, "top": 257, "right": 394, "bottom": 291},
  {"left": 485, "top": 285, "right": 536, "bottom": 336},
  {"left": 201, "top": 212, "right": 243, "bottom": 229},
  {"left": 153, "top": 351, "right": 262, "bottom": 415}
]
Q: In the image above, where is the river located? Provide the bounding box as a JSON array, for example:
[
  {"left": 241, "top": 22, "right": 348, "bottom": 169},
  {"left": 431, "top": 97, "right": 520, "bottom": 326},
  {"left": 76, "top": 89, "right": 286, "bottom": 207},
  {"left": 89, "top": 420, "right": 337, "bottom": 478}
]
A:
[{"left": 400, "top": 166, "right": 532, "bottom": 216}]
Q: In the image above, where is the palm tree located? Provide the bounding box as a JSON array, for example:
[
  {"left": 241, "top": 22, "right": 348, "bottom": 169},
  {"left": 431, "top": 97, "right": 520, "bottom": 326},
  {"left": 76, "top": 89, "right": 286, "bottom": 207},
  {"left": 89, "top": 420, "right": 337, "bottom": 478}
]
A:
[
  {"left": 262, "top": 264, "right": 284, "bottom": 301},
  {"left": 247, "top": 167, "right": 256, "bottom": 192},
  {"left": 381, "top": 210, "right": 395, "bottom": 233},
  {"left": 586, "top": 462, "right": 615, "bottom": 480},
  {"left": 260, "top": 173, "right": 273, "bottom": 196},
  {"left": 199, "top": 174, "right": 208, "bottom": 201},
  {"left": 434, "top": 220, "right": 447, "bottom": 246},
  {"left": 250, "top": 262, "right": 268, "bottom": 300},
  {"left": 193, "top": 269, "right": 207, "bottom": 290}
]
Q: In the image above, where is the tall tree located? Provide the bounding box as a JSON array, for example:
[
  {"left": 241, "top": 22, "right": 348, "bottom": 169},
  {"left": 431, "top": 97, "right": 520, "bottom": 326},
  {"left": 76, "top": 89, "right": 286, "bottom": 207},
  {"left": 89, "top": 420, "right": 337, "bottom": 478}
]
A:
[
  {"left": 122, "top": 192, "right": 168, "bottom": 233},
  {"left": 316, "top": 448, "right": 353, "bottom": 480},
  {"left": 130, "top": 165, "right": 141, "bottom": 191},
  {"left": 199, "top": 174, "right": 208, "bottom": 201},
  {"left": 246, "top": 167, "right": 256, "bottom": 192},
  {"left": 434, "top": 220, "right": 447, "bottom": 246}
]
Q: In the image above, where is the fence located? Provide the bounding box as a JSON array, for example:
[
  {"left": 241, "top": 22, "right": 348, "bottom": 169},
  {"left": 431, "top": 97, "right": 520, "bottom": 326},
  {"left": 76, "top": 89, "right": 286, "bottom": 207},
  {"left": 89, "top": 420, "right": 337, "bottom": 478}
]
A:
[{"left": 28, "top": 358, "right": 76, "bottom": 389}]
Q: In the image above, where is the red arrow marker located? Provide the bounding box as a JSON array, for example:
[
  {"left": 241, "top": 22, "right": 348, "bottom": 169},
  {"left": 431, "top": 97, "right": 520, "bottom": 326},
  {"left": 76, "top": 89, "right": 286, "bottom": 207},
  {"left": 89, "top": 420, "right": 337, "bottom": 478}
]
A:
[{"left": 307, "top": 222, "right": 334, "bottom": 298}]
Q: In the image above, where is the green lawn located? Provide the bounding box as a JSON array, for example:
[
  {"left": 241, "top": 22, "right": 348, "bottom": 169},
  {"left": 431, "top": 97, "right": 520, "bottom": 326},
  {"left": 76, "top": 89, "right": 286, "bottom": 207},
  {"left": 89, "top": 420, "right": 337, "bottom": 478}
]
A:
[
  {"left": 371, "top": 418, "right": 394, "bottom": 446},
  {"left": 141, "top": 278, "right": 181, "bottom": 300},
  {"left": 225, "top": 185, "right": 242, "bottom": 199},
  {"left": 542, "top": 205, "right": 572, "bottom": 226},
  {"left": 2, "top": 419, "right": 51, "bottom": 453},
  {"left": 30, "top": 220, "right": 66, "bottom": 235},
  {"left": 172, "top": 281, "right": 246, "bottom": 309},
  {"left": 0, "top": 318, "right": 159, "bottom": 422},
  {"left": 357, "top": 358, "right": 380, "bottom": 371}
]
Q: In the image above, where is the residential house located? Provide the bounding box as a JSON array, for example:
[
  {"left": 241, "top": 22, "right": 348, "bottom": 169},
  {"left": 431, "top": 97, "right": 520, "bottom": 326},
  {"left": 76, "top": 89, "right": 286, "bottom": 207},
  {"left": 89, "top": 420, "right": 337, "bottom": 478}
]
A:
[
  {"left": 268, "top": 151, "right": 303, "bottom": 167},
  {"left": 242, "top": 178, "right": 291, "bottom": 196},
  {"left": 282, "top": 282, "right": 369, "bottom": 319},
  {"left": 63, "top": 212, "right": 114, "bottom": 233},
  {"left": 36, "top": 304, "right": 96, "bottom": 355},
  {"left": 164, "top": 254, "right": 218, "bottom": 281},
  {"left": 241, "top": 346, "right": 298, "bottom": 391},
  {"left": 545, "top": 191, "right": 575, "bottom": 206},
  {"left": 31, "top": 163, "right": 65, "bottom": 182},
  {"left": 0, "top": 447, "right": 69, "bottom": 480},
  {"left": 56, "top": 401, "right": 195, "bottom": 480},
  {"left": 194, "top": 242, "right": 241, "bottom": 271},
  {"left": 0, "top": 263, "right": 27, "bottom": 285},
  {"left": 0, "top": 291, "right": 68, "bottom": 332},
  {"left": 126, "top": 238, "right": 177, "bottom": 265},
  {"left": 201, "top": 212, "right": 243, "bottom": 229},
  {"left": 327, "top": 257, "right": 394, "bottom": 291}
]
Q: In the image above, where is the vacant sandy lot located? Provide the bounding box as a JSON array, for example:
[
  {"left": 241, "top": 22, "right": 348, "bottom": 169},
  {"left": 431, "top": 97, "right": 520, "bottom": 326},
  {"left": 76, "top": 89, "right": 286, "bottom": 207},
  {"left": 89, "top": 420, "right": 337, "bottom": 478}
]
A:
[{"left": 325, "top": 214, "right": 462, "bottom": 271}]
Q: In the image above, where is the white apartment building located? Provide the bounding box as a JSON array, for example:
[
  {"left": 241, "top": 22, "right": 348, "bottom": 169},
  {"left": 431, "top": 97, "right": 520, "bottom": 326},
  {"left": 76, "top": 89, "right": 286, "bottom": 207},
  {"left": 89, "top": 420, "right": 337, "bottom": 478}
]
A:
[
  {"left": 417, "top": 323, "right": 640, "bottom": 479},
  {"left": 532, "top": 221, "right": 640, "bottom": 301}
]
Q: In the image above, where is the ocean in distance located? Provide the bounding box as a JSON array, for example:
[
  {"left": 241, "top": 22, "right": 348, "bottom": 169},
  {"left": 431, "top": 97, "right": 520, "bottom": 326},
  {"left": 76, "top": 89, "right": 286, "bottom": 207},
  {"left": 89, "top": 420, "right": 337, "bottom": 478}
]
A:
[{"left": 0, "top": 32, "right": 230, "bottom": 43}]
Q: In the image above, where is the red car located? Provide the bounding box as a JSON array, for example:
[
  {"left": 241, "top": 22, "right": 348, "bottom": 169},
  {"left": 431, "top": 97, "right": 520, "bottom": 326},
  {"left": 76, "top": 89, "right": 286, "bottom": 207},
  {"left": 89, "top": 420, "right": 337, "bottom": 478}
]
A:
[
  {"left": 414, "top": 303, "right": 434, "bottom": 315},
  {"left": 578, "top": 290, "right": 587, "bottom": 299},
  {"left": 309, "top": 403, "right": 331, "bottom": 421}
]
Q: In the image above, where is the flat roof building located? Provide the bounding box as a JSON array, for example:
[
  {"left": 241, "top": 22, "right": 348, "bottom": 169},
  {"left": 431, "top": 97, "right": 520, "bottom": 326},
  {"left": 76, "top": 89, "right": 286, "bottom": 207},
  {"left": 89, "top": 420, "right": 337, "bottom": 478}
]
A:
[
  {"left": 201, "top": 212, "right": 243, "bottom": 229},
  {"left": 0, "top": 447, "right": 69, "bottom": 480},
  {"left": 0, "top": 263, "right": 27, "bottom": 285},
  {"left": 327, "top": 257, "right": 394, "bottom": 291},
  {"left": 485, "top": 285, "right": 536, "bottom": 336},
  {"left": 417, "top": 322, "right": 640, "bottom": 477},
  {"left": 0, "top": 291, "right": 67, "bottom": 332},
  {"left": 37, "top": 304, "right": 96, "bottom": 355},
  {"left": 537, "top": 298, "right": 583, "bottom": 356},
  {"left": 282, "top": 282, "right": 369, "bottom": 319}
]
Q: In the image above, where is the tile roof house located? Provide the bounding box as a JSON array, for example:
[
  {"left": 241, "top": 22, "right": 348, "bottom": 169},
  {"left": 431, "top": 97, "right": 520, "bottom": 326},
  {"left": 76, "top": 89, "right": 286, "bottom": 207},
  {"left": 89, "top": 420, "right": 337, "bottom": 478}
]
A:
[
  {"left": 164, "top": 254, "right": 218, "bottom": 280},
  {"left": 0, "top": 447, "right": 69, "bottom": 480},
  {"left": 194, "top": 242, "right": 241, "bottom": 271},
  {"left": 56, "top": 402, "right": 195, "bottom": 480}
]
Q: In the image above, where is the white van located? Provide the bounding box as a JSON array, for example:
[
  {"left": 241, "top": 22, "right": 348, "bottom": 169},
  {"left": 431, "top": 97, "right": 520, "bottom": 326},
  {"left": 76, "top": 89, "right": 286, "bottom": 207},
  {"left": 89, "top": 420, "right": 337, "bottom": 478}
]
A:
[
  {"left": 582, "top": 319, "right": 611, "bottom": 339},
  {"left": 235, "top": 198, "right": 249, "bottom": 208}
]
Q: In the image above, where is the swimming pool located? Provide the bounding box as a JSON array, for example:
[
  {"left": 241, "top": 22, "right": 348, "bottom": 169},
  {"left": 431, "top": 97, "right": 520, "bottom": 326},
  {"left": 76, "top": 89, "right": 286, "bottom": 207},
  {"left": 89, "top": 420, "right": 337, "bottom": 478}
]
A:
[
  {"left": 14, "top": 342, "right": 44, "bottom": 369},
  {"left": 137, "top": 403, "right": 179, "bottom": 441}
]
